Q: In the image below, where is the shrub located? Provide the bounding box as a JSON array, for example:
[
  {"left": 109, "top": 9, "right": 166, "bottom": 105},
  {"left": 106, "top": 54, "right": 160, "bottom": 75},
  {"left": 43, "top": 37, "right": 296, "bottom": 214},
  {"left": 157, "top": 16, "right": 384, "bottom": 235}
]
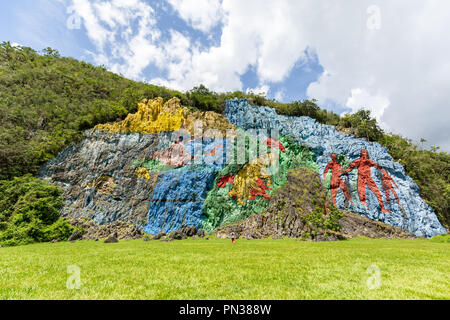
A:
[
  {"left": 301, "top": 205, "right": 344, "bottom": 233},
  {"left": 339, "top": 109, "right": 384, "bottom": 142},
  {"left": 0, "top": 174, "right": 78, "bottom": 246}
]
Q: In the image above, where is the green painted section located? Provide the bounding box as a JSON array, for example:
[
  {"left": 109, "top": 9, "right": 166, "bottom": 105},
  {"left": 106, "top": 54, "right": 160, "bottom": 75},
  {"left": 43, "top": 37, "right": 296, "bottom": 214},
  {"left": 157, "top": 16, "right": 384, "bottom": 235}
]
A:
[
  {"left": 131, "top": 158, "right": 169, "bottom": 172},
  {"left": 200, "top": 134, "right": 319, "bottom": 233}
]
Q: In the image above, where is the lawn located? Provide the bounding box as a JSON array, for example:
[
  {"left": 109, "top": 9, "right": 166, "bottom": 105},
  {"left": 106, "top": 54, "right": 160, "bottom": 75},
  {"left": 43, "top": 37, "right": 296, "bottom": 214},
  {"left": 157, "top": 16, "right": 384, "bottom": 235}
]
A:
[{"left": 0, "top": 237, "right": 448, "bottom": 300}]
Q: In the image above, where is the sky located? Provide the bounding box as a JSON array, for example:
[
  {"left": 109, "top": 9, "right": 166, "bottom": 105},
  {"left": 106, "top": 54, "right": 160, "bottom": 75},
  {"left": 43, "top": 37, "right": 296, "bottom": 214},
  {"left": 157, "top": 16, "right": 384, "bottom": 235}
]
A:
[{"left": 1, "top": 0, "right": 449, "bottom": 151}]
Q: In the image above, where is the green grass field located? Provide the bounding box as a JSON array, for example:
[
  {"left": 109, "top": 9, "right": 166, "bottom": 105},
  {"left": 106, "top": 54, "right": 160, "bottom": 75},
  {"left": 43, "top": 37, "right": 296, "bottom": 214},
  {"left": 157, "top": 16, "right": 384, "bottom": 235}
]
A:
[{"left": 0, "top": 237, "right": 448, "bottom": 300}]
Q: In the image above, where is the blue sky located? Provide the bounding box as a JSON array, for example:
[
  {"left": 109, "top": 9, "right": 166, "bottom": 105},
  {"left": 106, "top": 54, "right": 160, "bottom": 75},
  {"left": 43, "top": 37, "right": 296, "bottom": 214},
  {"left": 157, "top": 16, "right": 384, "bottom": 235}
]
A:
[{"left": 1, "top": 0, "right": 449, "bottom": 150}]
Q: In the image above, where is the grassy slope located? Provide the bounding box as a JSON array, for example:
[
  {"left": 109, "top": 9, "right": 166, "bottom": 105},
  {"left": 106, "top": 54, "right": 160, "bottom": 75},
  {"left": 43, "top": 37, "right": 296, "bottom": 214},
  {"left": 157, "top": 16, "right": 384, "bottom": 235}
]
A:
[{"left": 0, "top": 238, "right": 448, "bottom": 300}]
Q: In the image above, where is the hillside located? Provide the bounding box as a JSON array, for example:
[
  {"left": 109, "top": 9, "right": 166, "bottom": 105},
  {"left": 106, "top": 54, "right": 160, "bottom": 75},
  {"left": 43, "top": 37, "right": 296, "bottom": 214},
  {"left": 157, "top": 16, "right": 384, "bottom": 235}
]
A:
[{"left": 0, "top": 42, "right": 448, "bottom": 246}]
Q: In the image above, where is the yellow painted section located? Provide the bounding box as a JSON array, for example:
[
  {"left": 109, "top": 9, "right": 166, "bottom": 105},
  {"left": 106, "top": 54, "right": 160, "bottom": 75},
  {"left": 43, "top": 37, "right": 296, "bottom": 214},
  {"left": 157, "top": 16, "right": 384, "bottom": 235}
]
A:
[
  {"left": 95, "top": 97, "right": 236, "bottom": 137},
  {"left": 95, "top": 97, "right": 184, "bottom": 134},
  {"left": 136, "top": 167, "right": 151, "bottom": 180},
  {"left": 228, "top": 153, "right": 278, "bottom": 205},
  {"left": 182, "top": 109, "right": 236, "bottom": 138}
]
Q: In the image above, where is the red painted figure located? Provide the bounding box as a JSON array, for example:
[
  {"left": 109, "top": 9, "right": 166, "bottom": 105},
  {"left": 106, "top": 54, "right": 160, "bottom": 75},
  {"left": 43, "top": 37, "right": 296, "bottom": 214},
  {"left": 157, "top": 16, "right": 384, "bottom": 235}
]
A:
[
  {"left": 248, "top": 177, "right": 272, "bottom": 200},
  {"left": 380, "top": 169, "right": 400, "bottom": 205},
  {"left": 205, "top": 145, "right": 223, "bottom": 156},
  {"left": 342, "top": 150, "right": 391, "bottom": 213},
  {"left": 324, "top": 153, "right": 352, "bottom": 206},
  {"left": 265, "top": 138, "right": 286, "bottom": 153},
  {"left": 217, "top": 174, "right": 234, "bottom": 188}
]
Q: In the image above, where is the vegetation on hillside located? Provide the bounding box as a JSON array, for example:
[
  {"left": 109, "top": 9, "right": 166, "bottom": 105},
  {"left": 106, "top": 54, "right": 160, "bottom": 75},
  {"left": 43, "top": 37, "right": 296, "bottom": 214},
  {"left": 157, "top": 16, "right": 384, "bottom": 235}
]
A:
[
  {"left": 0, "top": 175, "right": 79, "bottom": 246},
  {"left": 0, "top": 41, "right": 448, "bottom": 234}
]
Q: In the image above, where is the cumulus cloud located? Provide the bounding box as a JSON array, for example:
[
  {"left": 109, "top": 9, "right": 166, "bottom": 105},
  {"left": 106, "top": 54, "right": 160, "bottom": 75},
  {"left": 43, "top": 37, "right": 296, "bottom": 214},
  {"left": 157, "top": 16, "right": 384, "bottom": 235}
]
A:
[
  {"left": 246, "top": 84, "right": 270, "bottom": 96},
  {"left": 71, "top": 0, "right": 162, "bottom": 79},
  {"left": 345, "top": 88, "right": 390, "bottom": 123},
  {"left": 68, "top": 0, "right": 450, "bottom": 150},
  {"left": 166, "top": 0, "right": 224, "bottom": 33},
  {"left": 153, "top": 0, "right": 310, "bottom": 93},
  {"left": 274, "top": 89, "right": 286, "bottom": 102},
  {"left": 302, "top": 1, "right": 450, "bottom": 150}
]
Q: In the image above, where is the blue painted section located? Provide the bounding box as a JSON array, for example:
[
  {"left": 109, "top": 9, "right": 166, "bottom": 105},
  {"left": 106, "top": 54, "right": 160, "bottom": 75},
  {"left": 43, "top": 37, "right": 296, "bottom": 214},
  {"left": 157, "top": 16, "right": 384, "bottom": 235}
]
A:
[
  {"left": 184, "top": 137, "right": 234, "bottom": 168},
  {"left": 225, "top": 99, "right": 447, "bottom": 237},
  {"left": 143, "top": 166, "right": 218, "bottom": 234},
  {"left": 143, "top": 138, "right": 232, "bottom": 234}
]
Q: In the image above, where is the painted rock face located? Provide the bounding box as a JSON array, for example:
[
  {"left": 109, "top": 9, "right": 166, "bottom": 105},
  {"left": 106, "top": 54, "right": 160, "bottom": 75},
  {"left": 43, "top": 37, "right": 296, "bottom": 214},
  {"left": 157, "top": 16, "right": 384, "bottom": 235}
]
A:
[
  {"left": 38, "top": 97, "right": 446, "bottom": 238},
  {"left": 225, "top": 98, "right": 447, "bottom": 237}
]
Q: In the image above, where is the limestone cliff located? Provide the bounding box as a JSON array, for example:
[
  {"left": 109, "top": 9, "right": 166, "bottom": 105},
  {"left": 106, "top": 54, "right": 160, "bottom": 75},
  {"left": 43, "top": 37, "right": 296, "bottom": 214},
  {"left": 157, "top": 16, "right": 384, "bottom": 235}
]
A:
[
  {"left": 38, "top": 97, "right": 446, "bottom": 239},
  {"left": 38, "top": 130, "right": 161, "bottom": 226},
  {"left": 225, "top": 99, "right": 446, "bottom": 237},
  {"left": 216, "top": 168, "right": 415, "bottom": 240},
  {"left": 94, "top": 97, "right": 184, "bottom": 134}
]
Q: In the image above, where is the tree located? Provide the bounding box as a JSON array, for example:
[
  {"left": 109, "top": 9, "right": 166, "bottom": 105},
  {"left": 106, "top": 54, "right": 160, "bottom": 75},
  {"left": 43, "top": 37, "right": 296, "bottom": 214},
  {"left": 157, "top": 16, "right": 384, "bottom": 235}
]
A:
[{"left": 42, "top": 47, "right": 60, "bottom": 58}]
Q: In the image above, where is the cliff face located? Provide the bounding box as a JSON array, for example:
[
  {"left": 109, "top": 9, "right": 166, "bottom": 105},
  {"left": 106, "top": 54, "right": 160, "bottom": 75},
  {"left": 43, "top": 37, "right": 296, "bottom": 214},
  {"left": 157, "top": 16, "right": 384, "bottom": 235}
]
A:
[
  {"left": 216, "top": 168, "right": 415, "bottom": 241},
  {"left": 225, "top": 99, "right": 446, "bottom": 237},
  {"left": 38, "top": 129, "right": 222, "bottom": 233},
  {"left": 38, "top": 97, "right": 446, "bottom": 238},
  {"left": 38, "top": 97, "right": 236, "bottom": 234},
  {"left": 38, "top": 130, "right": 161, "bottom": 226},
  {"left": 143, "top": 166, "right": 219, "bottom": 234}
]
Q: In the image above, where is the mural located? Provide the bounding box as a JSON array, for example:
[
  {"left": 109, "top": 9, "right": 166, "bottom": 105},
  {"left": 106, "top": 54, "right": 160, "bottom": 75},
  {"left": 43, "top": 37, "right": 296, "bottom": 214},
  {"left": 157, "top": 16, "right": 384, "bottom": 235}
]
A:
[
  {"left": 224, "top": 99, "right": 446, "bottom": 237},
  {"left": 95, "top": 97, "right": 184, "bottom": 134},
  {"left": 138, "top": 136, "right": 233, "bottom": 234},
  {"left": 138, "top": 133, "right": 292, "bottom": 233},
  {"left": 341, "top": 149, "right": 389, "bottom": 213},
  {"left": 38, "top": 97, "right": 447, "bottom": 238},
  {"left": 201, "top": 134, "right": 319, "bottom": 232},
  {"left": 221, "top": 153, "right": 277, "bottom": 205},
  {"left": 324, "top": 149, "right": 403, "bottom": 214}
]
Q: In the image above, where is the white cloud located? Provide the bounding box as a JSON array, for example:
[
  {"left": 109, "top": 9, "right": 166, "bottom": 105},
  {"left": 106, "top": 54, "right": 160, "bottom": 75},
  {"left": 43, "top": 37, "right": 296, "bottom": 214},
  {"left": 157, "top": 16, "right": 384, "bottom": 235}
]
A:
[
  {"left": 166, "top": 0, "right": 223, "bottom": 33},
  {"left": 246, "top": 84, "right": 270, "bottom": 96},
  {"left": 302, "top": 1, "right": 450, "bottom": 150},
  {"left": 345, "top": 88, "right": 390, "bottom": 122},
  {"left": 274, "top": 89, "right": 285, "bottom": 102},
  {"left": 71, "top": 0, "right": 163, "bottom": 79},
  {"left": 150, "top": 0, "right": 310, "bottom": 92},
  {"left": 71, "top": 0, "right": 113, "bottom": 50}
]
